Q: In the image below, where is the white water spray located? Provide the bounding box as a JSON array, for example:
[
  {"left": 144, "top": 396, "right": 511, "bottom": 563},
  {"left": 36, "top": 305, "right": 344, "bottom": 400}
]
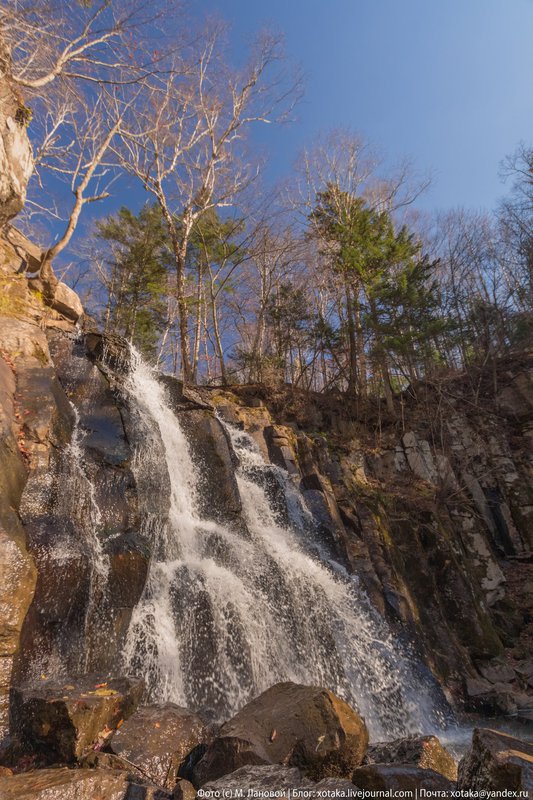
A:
[{"left": 123, "top": 352, "right": 444, "bottom": 738}]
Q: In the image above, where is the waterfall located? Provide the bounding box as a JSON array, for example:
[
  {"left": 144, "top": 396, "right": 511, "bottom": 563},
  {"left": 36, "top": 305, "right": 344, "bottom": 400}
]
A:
[{"left": 123, "top": 352, "right": 445, "bottom": 738}]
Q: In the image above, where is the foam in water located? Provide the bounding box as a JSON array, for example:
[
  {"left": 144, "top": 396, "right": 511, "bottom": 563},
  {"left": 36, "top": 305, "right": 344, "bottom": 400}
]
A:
[{"left": 123, "top": 351, "right": 446, "bottom": 738}]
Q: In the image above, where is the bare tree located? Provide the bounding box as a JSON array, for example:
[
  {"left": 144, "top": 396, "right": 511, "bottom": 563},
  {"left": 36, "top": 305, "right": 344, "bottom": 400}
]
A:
[
  {"left": 0, "top": 1, "right": 167, "bottom": 92},
  {"left": 118, "top": 24, "right": 301, "bottom": 382},
  {"left": 2, "top": 0, "right": 173, "bottom": 279}
]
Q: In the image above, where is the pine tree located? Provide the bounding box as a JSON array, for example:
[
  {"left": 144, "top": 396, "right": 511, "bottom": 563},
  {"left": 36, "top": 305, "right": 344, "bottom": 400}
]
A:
[
  {"left": 310, "top": 183, "right": 444, "bottom": 409},
  {"left": 96, "top": 204, "right": 170, "bottom": 360}
]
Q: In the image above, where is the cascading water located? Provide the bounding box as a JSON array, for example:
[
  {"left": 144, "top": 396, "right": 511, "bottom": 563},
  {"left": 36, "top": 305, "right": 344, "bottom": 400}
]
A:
[
  {"left": 123, "top": 351, "right": 446, "bottom": 739},
  {"left": 21, "top": 390, "right": 110, "bottom": 678}
]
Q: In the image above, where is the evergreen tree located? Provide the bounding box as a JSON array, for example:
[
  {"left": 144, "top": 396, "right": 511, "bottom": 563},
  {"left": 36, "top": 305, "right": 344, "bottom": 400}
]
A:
[
  {"left": 96, "top": 204, "right": 170, "bottom": 360},
  {"left": 310, "top": 183, "right": 444, "bottom": 409}
]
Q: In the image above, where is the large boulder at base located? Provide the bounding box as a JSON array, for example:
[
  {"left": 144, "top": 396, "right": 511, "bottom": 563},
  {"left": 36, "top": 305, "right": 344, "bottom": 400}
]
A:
[
  {"left": 353, "top": 764, "right": 455, "bottom": 792},
  {"left": 458, "top": 728, "right": 533, "bottom": 792},
  {"left": 110, "top": 703, "right": 207, "bottom": 788},
  {"left": 365, "top": 735, "right": 457, "bottom": 781},
  {"left": 10, "top": 675, "right": 145, "bottom": 763},
  {"left": 192, "top": 682, "right": 368, "bottom": 786},
  {"left": 0, "top": 767, "right": 173, "bottom": 800}
]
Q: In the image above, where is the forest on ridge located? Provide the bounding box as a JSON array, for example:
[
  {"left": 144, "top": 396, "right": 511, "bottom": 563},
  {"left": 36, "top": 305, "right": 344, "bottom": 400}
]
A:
[{"left": 4, "top": 0, "right": 532, "bottom": 403}]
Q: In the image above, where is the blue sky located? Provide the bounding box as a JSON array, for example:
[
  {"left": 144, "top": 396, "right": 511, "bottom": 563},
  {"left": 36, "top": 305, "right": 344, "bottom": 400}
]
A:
[{"left": 192, "top": 0, "right": 533, "bottom": 213}]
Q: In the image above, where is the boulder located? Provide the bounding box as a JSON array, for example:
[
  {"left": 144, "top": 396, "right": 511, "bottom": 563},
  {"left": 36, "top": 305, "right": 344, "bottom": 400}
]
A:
[
  {"left": 11, "top": 675, "right": 144, "bottom": 763},
  {"left": 110, "top": 703, "right": 207, "bottom": 788},
  {"left": 172, "top": 779, "right": 197, "bottom": 800},
  {"left": 313, "top": 777, "right": 361, "bottom": 794},
  {"left": 193, "top": 682, "right": 368, "bottom": 785},
  {"left": 353, "top": 764, "right": 455, "bottom": 791},
  {"left": 51, "top": 282, "right": 84, "bottom": 322},
  {"left": 191, "top": 736, "right": 268, "bottom": 786},
  {"left": 478, "top": 662, "right": 516, "bottom": 684},
  {"left": 465, "top": 678, "right": 525, "bottom": 715},
  {"left": 0, "top": 767, "right": 172, "bottom": 799},
  {"left": 458, "top": 728, "right": 533, "bottom": 792},
  {"left": 202, "top": 766, "right": 357, "bottom": 798},
  {"left": 365, "top": 735, "right": 457, "bottom": 781},
  {"left": 201, "top": 764, "right": 310, "bottom": 799}
]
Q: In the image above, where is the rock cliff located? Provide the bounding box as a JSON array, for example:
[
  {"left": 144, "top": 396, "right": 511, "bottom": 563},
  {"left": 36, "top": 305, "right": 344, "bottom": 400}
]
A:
[
  {"left": 210, "top": 366, "right": 532, "bottom": 716},
  {"left": 0, "top": 39, "right": 33, "bottom": 227},
  {"left": 0, "top": 228, "right": 532, "bottom": 741}
]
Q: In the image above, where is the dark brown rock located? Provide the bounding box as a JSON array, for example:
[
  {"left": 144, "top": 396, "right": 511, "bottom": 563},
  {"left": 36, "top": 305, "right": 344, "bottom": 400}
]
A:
[
  {"left": 193, "top": 682, "right": 368, "bottom": 786},
  {"left": 192, "top": 736, "right": 268, "bottom": 787},
  {"left": 179, "top": 408, "right": 244, "bottom": 527},
  {"left": 365, "top": 735, "right": 457, "bottom": 781},
  {"left": 478, "top": 662, "right": 516, "bottom": 684},
  {"left": 110, "top": 703, "right": 207, "bottom": 788},
  {"left": 0, "top": 767, "right": 173, "bottom": 800},
  {"left": 353, "top": 764, "right": 455, "bottom": 791},
  {"left": 458, "top": 728, "right": 533, "bottom": 792},
  {"left": 172, "top": 778, "right": 197, "bottom": 800},
  {"left": 11, "top": 675, "right": 145, "bottom": 763},
  {"left": 201, "top": 764, "right": 310, "bottom": 798}
]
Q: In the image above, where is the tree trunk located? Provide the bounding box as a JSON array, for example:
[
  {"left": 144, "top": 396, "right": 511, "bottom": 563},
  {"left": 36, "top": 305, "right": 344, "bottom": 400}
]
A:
[
  {"left": 344, "top": 278, "right": 358, "bottom": 395},
  {"left": 210, "top": 284, "right": 227, "bottom": 385}
]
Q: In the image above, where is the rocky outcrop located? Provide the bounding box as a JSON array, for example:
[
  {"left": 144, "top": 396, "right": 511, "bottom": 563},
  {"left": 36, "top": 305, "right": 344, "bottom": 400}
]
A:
[
  {"left": 0, "top": 42, "right": 33, "bottom": 227},
  {"left": 193, "top": 682, "right": 368, "bottom": 785},
  {"left": 458, "top": 728, "right": 533, "bottom": 792},
  {"left": 365, "top": 735, "right": 457, "bottom": 781},
  {"left": 213, "top": 354, "right": 533, "bottom": 705},
  {"left": 352, "top": 764, "right": 455, "bottom": 791},
  {"left": 11, "top": 675, "right": 144, "bottom": 763},
  {"left": 0, "top": 347, "right": 36, "bottom": 736},
  {"left": 201, "top": 765, "right": 356, "bottom": 799},
  {"left": 110, "top": 703, "right": 207, "bottom": 788},
  {"left": 202, "top": 765, "right": 310, "bottom": 799},
  {"left": 0, "top": 767, "right": 173, "bottom": 800}
]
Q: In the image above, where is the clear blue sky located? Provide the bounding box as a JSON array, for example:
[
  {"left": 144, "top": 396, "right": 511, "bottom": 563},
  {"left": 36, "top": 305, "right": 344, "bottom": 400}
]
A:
[{"left": 192, "top": 0, "right": 533, "bottom": 213}]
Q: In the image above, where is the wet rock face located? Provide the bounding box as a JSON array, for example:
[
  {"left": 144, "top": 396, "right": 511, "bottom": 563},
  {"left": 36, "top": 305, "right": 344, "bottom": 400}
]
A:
[
  {"left": 15, "top": 330, "right": 150, "bottom": 681},
  {"left": 216, "top": 354, "right": 533, "bottom": 703},
  {"left": 193, "top": 682, "right": 368, "bottom": 786},
  {"left": 110, "top": 703, "right": 207, "bottom": 788},
  {"left": 458, "top": 728, "right": 533, "bottom": 792},
  {"left": 365, "top": 735, "right": 457, "bottom": 781},
  {"left": 10, "top": 674, "right": 145, "bottom": 763},
  {"left": 0, "top": 355, "right": 36, "bottom": 736},
  {"left": 179, "top": 408, "right": 244, "bottom": 527},
  {"left": 201, "top": 765, "right": 311, "bottom": 798},
  {"left": 352, "top": 764, "right": 455, "bottom": 791}
]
